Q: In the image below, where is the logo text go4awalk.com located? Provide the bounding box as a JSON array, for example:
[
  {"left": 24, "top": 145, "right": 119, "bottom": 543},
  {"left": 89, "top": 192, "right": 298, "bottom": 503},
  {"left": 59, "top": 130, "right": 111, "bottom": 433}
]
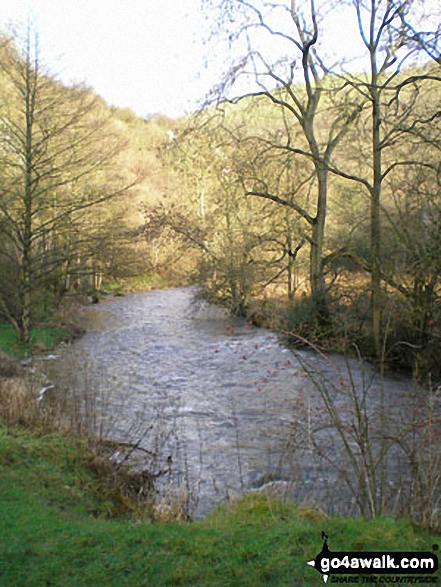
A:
[{"left": 307, "top": 532, "right": 438, "bottom": 584}]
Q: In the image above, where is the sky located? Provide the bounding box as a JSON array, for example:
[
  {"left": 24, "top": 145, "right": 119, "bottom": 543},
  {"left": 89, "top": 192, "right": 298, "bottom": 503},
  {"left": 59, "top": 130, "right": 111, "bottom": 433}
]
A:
[
  {"left": 0, "top": 0, "right": 438, "bottom": 119},
  {"left": 0, "top": 0, "right": 215, "bottom": 118}
]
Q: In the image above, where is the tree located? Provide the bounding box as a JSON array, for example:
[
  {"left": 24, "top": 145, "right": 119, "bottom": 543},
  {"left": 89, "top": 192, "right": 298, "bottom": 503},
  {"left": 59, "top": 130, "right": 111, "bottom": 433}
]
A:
[
  {"left": 0, "top": 28, "right": 137, "bottom": 342},
  {"left": 392, "top": 0, "right": 440, "bottom": 65},
  {"left": 201, "top": 0, "right": 363, "bottom": 323},
  {"left": 141, "top": 118, "right": 287, "bottom": 314},
  {"left": 326, "top": 0, "right": 440, "bottom": 355}
]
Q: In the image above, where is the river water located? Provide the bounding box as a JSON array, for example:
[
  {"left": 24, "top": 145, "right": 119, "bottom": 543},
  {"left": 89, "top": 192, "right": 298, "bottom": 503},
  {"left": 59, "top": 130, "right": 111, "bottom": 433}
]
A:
[{"left": 41, "top": 287, "right": 426, "bottom": 518}]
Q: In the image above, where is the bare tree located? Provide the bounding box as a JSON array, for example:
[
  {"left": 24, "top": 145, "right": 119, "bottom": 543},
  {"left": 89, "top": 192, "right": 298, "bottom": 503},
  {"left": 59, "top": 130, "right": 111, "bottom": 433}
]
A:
[
  {"left": 0, "top": 28, "right": 137, "bottom": 342},
  {"left": 201, "top": 0, "right": 363, "bottom": 323},
  {"left": 392, "top": 0, "right": 440, "bottom": 65},
  {"left": 326, "top": 0, "right": 440, "bottom": 355}
]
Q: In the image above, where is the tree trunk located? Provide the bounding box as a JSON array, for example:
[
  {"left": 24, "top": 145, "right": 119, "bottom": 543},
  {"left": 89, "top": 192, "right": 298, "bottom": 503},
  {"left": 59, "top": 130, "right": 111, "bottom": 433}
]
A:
[
  {"left": 286, "top": 231, "right": 294, "bottom": 301},
  {"left": 18, "top": 38, "right": 36, "bottom": 345},
  {"left": 370, "top": 62, "right": 383, "bottom": 356},
  {"left": 309, "top": 166, "right": 328, "bottom": 322}
]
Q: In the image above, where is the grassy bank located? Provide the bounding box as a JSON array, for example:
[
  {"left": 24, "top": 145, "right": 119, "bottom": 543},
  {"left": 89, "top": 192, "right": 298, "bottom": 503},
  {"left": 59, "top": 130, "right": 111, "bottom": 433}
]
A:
[
  {"left": 0, "top": 323, "right": 76, "bottom": 358},
  {"left": 0, "top": 425, "right": 439, "bottom": 586}
]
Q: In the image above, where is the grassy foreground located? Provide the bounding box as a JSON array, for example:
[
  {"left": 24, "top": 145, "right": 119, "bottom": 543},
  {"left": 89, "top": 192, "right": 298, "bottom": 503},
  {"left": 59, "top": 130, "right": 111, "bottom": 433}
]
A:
[{"left": 0, "top": 425, "right": 439, "bottom": 586}]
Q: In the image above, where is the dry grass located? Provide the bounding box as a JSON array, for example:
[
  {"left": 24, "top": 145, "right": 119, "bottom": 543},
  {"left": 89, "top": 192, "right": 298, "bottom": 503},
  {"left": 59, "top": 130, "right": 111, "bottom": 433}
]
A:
[
  {"left": 0, "top": 351, "right": 22, "bottom": 378},
  {"left": 0, "top": 358, "right": 38, "bottom": 426}
]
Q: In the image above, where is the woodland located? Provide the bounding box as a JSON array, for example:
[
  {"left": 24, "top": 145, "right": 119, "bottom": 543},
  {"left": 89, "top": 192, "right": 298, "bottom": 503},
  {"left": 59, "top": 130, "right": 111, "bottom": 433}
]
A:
[{"left": 0, "top": 0, "right": 440, "bottom": 382}]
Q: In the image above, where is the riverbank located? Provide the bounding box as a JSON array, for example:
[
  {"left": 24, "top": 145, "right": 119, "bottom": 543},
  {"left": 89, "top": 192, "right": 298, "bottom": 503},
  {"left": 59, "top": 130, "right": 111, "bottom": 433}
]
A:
[
  {"left": 0, "top": 275, "right": 185, "bottom": 358},
  {"left": 1, "top": 423, "right": 439, "bottom": 586},
  {"left": 0, "top": 323, "right": 79, "bottom": 359},
  {"left": 201, "top": 281, "right": 441, "bottom": 385}
]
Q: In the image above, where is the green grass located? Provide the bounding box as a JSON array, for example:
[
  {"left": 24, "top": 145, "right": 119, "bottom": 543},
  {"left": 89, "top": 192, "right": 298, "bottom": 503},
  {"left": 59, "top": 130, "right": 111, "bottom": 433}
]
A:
[
  {"left": 0, "top": 323, "right": 73, "bottom": 357},
  {"left": 0, "top": 425, "right": 439, "bottom": 586}
]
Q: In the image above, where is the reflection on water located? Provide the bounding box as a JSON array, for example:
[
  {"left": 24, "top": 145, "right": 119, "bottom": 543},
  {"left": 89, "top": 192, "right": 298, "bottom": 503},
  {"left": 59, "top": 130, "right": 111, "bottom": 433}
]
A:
[{"left": 41, "top": 287, "right": 419, "bottom": 517}]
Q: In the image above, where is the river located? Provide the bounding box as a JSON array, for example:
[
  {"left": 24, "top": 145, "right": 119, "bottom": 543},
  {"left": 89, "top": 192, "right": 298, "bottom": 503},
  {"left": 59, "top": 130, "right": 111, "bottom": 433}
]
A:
[{"left": 40, "top": 287, "right": 426, "bottom": 518}]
